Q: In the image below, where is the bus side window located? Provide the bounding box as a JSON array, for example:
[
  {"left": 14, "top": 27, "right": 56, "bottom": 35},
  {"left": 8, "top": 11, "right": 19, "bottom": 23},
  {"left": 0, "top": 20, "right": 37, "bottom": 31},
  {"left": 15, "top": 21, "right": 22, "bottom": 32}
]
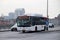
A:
[{"left": 31, "top": 21, "right": 35, "bottom": 26}]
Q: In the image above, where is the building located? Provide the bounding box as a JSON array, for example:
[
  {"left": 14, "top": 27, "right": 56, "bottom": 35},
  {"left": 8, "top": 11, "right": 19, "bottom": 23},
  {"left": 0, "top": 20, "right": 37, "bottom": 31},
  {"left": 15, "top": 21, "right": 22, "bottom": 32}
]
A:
[
  {"left": 9, "top": 12, "right": 15, "bottom": 19},
  {"left": 25, "top": 13, "right": 43, "bottom": 17},
  {"left": 4, "top": 16, "right": 9, "bottom": 20},
  {"left": 15, "top": 8, "right": 25, "bottom": 18}
]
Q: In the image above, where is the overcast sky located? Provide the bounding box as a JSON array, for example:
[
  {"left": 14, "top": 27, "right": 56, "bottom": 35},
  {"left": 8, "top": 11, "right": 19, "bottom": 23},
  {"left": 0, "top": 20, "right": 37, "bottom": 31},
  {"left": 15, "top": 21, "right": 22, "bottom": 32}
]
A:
[{"left": 0, "top": 0, "right": 60, "bottom": 18}]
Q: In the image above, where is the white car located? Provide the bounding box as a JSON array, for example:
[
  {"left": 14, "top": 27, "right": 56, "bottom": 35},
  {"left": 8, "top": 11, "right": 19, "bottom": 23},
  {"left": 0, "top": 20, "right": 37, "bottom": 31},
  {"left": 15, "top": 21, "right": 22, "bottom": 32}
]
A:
[{"left": 48, "top": 23, "right": 54, "bottom": 28}]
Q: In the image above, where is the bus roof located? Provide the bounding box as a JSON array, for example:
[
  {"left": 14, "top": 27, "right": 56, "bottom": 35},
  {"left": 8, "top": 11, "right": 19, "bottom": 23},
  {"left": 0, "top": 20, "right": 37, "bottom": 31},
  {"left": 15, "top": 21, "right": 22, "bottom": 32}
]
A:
[
  {"left": 17, "top": 15, "right": 47, "bottom": 18},
  {"left": 17, "top": 15, "right": 48, "bottom": 20}
]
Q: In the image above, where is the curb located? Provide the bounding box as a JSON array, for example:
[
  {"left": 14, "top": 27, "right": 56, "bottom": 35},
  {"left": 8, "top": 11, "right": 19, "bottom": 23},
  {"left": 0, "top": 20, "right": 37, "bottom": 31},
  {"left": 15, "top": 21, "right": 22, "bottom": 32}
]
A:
[{"left": 0, "top": 30, "right": 10, "bottom": 32}]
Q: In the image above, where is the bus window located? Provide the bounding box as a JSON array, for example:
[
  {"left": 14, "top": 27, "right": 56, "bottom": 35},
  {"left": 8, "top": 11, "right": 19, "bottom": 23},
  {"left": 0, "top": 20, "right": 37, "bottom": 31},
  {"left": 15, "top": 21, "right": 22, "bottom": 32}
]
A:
[{"left": 31, "top": 17, "right": 47, "bottom": 25}]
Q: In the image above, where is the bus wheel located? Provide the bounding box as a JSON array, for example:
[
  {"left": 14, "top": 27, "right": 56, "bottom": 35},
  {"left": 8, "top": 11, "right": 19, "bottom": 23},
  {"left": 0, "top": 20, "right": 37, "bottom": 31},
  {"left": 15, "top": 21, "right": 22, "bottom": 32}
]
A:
[
  {"left": 11, "top": 28, "right": 17, "bottom": 31},
  {"left": 46, "top": 27, "right": 48, "bottom": 31},
  {"left": 35, "top": 26, "right": 37, "bottom": 32},
  {"left": 22, "top": 30, "right": 25, "bottom": 33},
  {"left": 44, "top": 26, "right": 48, "bottom": 31}
]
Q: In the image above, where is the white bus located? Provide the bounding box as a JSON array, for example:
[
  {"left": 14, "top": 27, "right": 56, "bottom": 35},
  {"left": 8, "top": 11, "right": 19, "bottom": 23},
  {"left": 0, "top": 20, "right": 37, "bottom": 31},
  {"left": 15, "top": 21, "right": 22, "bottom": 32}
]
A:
[{"left": 11, "top": 15, "right": 48, "bottom": 32}]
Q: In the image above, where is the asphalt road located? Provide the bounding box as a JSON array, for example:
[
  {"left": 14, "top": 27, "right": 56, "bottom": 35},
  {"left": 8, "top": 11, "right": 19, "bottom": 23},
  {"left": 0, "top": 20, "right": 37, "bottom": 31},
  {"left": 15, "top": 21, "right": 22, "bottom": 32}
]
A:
[{"left": 0, "top": 31, "right": 60, "bottom": 40}]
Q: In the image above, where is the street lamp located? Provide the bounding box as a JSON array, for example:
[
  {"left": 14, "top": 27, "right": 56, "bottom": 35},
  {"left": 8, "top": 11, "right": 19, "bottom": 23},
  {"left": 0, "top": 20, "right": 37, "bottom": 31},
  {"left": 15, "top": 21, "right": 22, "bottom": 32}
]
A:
[
  {"left": 47, "top": 0, "right": 49, "bottom": 18},
  {"left": 46, "top": 0, "right": 49, "bottom": 30}
]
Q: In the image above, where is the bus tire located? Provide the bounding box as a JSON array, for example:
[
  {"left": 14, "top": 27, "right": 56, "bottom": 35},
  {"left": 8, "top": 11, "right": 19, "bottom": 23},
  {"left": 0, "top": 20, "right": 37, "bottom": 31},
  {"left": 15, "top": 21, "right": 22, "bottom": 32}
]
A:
[
  {"left": 44, "top": 26, "right": 46, "bottom": 31},
  {"left": 22, "top": 30, "right": 25, "bottom": 33},
  {"left": 35, "top": 26, "right": 37, "bottom": 32},
  {"left": 44, "top": 26, "right": 48, "bottom": 31},
  {"left": 46, "top": 27, "right": 48, "bottom": 31},
  {"left": 11, "top": 28, "right": 17, "bottom": 31}
]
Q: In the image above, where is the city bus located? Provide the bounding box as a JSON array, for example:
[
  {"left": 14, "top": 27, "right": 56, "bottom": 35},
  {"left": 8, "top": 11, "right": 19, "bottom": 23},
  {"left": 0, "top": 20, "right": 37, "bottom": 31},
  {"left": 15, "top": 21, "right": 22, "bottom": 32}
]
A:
[{"left": 16, "top": 15, "right": 48, "bottom": 32}]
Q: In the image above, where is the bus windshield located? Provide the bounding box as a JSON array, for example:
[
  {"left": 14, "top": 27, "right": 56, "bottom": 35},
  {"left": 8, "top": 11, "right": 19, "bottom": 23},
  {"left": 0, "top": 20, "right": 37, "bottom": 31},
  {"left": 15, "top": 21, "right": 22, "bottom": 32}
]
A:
[{"left": 17, "top": 16, "right": 31, "bottom": 27}]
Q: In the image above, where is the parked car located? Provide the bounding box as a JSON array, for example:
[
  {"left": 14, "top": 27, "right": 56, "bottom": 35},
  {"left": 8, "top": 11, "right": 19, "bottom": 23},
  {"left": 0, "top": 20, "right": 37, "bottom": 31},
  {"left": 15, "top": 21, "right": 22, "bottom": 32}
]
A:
[{"left": 48, "top": 23, "right": 54, "bottom": 28}]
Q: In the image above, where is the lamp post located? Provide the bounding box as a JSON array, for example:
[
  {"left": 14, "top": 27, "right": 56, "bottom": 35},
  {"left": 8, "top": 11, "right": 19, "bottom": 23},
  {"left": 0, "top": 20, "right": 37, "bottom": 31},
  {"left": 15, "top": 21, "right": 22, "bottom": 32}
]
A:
[
  {"left": 47, "top": 0, "right": 49, "bottom": 18},
  {"left": 46, "top": 0, "right": 49, "bottom": 31}
]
